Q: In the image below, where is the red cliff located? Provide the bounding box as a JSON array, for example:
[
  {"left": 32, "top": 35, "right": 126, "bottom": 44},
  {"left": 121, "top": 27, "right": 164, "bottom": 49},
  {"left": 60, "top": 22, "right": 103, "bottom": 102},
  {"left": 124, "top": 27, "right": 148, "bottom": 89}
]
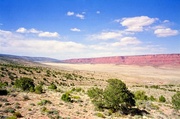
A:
[{"left": 62, "top": 54, "right": 180, "bottom": 66}]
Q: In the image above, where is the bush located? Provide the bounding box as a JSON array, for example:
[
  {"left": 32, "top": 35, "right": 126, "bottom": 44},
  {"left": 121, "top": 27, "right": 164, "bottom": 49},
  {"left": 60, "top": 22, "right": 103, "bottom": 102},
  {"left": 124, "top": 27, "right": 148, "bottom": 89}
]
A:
[
  {"left": 6, "top": 116, "right": 17, "bottom": 119},
  {"left": 149, "top": 95, "right": 156, "bottom": 101},
  {"left": 87, "top": 87, "right": 103, "bottom": 99},
  {"left": 159, "top": 95, "right": 166, "bottom": 102},
  {"left": 103, "top": 79, "right": 135, "bottom": 112},
  {"left": 13, "top": 111, "right": 22, "bottom": 118},
  {"left": 87, "top": 87, "right": 104, "bottom": 109},
  {"left": 48, "top": 83, "right": 57, "bottom": 90},
  {"left": 71, "top": 87, "right": 82, "bottom": 92},
  {"left": 38, "top": 99, "right": 52, "bottom": 106},
  {"left": 172, "top": 92, "right": 180, "bottom": 110},
  {"left": 61, "top": 93, "right": 72, "bottom": 102},
  {"left": 134, "top": 90, "right": 148, "bottom": 100},
  {"left": 0, "top": 81, "right": 8, "bottom": 88},
  {"left": 23, "top": 95, "right": 30, "bottom": 100},
  {"left": 95, "top": 112, "right": 105, "bottom": 118},
  {"left": 87, "top": 79, "right": 135, "bottom": 113},
  {"left": 14, "top": 77, "right": 35, "bottom": 92},
  {"left": 35, "top": 85, "right": 43, "bottom": 94}
]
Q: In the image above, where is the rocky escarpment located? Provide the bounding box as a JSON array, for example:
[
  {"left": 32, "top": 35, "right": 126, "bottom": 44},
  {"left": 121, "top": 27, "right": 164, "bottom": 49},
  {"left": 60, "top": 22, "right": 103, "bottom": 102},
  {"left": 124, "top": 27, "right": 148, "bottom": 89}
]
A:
[{"left": 62, "top": 54, "right": 180, "bottom": 66}]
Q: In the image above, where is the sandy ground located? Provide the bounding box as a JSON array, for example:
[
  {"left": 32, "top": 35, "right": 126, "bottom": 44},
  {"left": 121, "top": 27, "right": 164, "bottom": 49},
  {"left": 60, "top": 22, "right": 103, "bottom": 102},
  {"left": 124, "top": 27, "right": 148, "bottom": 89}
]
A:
[{"left": 43, "top": 63, "right": 180, "bottom": 85}]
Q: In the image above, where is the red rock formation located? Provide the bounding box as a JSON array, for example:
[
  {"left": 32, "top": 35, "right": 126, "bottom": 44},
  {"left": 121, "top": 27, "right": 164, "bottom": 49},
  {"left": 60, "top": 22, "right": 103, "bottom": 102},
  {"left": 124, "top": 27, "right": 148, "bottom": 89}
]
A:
[{"left": 62, "top": 54, "right": 180, "bottom": 66}]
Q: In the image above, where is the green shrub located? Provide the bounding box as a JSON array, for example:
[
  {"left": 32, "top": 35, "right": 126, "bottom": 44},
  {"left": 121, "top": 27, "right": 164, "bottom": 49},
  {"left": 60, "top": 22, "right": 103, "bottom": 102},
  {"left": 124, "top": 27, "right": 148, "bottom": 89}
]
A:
[
  {"left": 5, "top": 107, "right": 15, "bottom": 113},
  {"left": 95, "top": 112, "right": 105, "bottom": 118},
  {"left": 35, "top": 85, "right": 43, "bottom": 94},
  {"left": 172, "top": 92, "right": 180, "bottom": 110},
  {"left": 48, "top": 83, "right": 57, "bottom": 90},
  {"left": 13, "top": 111, "right": 22, "bottom": 118},
  {"left": 159, "top": 95, "right": 166, "bottom": 102},
  {"left": 38, "top": 99, "right": 52, "bottom": 106},
  {"left": 6, "top": 116, "right": 17, "bottom": 119},
  {"left": 71, "top": 87, "right": 81, "bottom": 92},
  {"left": 61, "top": 93, "right": 72, "bottom": 102},
  {"left": 0, "top": 81, "right": 8, "bottom": 88},
  {"left": 134, "top": 90, "right": 148, "bottom": 100},
  {"left": 87, "top": 79, "right": 135, "bottom": 113},
  {"left": 87, "top": 87, "right": 104, "bottom": 109},
  {"left": 23, "top": 95, "right": 30, "bottom": 101},
  {"left": 14, "top": 77, "right": 35, "bottom": 92},
  {"left": 149, "top": 95, "right": 156, "bottom": 101},
  {"left": 87, "top": 87, "right": 103, "bottom": 99},
  {"left": 41, "top": 106, "right": 48, "bottom": 112}
]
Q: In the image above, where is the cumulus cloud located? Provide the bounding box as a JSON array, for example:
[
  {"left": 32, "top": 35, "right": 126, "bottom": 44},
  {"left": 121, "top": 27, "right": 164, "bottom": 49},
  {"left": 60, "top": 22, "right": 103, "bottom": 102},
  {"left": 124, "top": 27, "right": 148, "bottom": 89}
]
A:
[
  {"left": 66, "top": 11, "right": 85, "bottom": 19},
  {"left": 120, "top": 16, "right": 158, "bottom": 32},
  {"left": 16, "top": 27, "right": 42, "bottom": 34},
  {"left": 16, "top": 27, "right": 27, "bottom": 33},
  {"left": 38, "top": 32, "right": 59, "bottom": 38},
  {"left": 89, "top": 31, "right": 122, "bottom": 40},
  {"left": 0, "top": 30, "right": 12, "bottom": 36},
  {"left": 67, "top": 11, "right": 74, "bottom": 16},
  {"left": 154, "top": 28, "right": 178, "bottom": 37},
  {"left": 76, "top": 14, "right": 85, "bottom": 19},
  {"left": 70, "top": 28, "right": 81, "bottom": 32},
  {"left": 0, "top": 29, "right": 85, "bottom": 59},
  {"left": 16, "top": 27, "right": 60, "bottom": 38},
  {"left": 163, "top": 20, "right": 169, "bottom": 23},
  {"left": 112, "top": 37, "right": 141, "bottom": 46},
  {"left": 29, "top": 28, "right": 41, "bottom": 33}
]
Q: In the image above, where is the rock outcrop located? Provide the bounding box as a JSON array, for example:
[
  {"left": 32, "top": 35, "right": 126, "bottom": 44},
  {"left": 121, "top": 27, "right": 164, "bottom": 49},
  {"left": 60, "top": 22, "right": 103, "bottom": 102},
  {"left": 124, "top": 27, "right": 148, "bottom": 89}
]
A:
[{"left": 62, "top": 54, "right": 180, "bottom": 66}]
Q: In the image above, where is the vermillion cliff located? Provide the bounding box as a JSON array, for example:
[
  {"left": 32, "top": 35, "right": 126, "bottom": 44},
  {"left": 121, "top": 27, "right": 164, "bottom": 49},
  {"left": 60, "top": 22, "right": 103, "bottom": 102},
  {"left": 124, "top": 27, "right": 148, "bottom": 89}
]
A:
[{"left": 62, "top": 54, "right": 180, "bottom": 66}]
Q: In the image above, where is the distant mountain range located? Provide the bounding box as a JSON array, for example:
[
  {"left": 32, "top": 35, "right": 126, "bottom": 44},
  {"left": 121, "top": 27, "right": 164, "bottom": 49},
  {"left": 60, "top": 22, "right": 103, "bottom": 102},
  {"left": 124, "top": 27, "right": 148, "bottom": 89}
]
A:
[
  {"left": 0, "top": 54, "right": 60, "bottom": 63},
  {"left": 1, "top": 53, "right": 180, "bottom": 66}
]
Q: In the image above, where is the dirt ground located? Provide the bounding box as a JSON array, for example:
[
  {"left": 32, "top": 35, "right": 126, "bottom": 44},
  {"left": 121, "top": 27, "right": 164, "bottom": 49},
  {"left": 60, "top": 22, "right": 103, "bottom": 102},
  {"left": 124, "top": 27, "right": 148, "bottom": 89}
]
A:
[{"left": 43, "top": 63, "right": 180, "bottom": 85}]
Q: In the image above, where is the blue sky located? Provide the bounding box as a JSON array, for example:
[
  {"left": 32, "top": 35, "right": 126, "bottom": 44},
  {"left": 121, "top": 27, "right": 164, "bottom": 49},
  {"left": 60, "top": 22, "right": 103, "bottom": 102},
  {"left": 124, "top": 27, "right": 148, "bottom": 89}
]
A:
[{"left": 0, "top": 0, "right": 180, "bottom": 59}]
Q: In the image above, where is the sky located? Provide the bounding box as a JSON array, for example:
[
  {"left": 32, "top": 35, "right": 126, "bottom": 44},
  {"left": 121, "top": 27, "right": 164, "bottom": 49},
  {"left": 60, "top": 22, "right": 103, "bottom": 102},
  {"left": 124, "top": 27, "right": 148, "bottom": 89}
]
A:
[{"left": 0, "top": 0, "right": 180, "bottom": 59}]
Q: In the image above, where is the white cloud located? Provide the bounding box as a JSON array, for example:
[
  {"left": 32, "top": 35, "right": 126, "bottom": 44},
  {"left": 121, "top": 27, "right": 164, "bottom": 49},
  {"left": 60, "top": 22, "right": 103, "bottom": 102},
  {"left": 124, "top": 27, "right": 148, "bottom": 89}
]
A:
[
  {"left": 67, "top": 11, "right": 74, "bottom": 16},
  {"left": 38, "top": 32, "right": 59, "bottom": 38},
  {"left": 67, "top": 11, "right": 85, "bottom": 19},
  {"left": 16, "top": 27, "right": 27, "bottom": 33},
  {"left": 154, "top": 28, "right": 179, "bottom": 37},
  {"left": 120, "top": 16, "right": 158, "bottom": 32},
  {"left": 0, "top": 28, "right": 166, "bottom": 59},
  {"left": 163, "top": 20, "right": 169, "bottom": 23},
  {"left": 0, "top": 30, "right": 12, "bottom": 36},
  {"left": 89, "top": 31, "right": 122, "bottom": 40},
  {"left": 16, "top": 27, "right": 41, "bottom": 33},
  {"left": 0, "top": 29, "right": 85, "bottom": 59},
  {"left": 70, "top": 28, "right": 81, "bottom": 32},
  {"left": 112, "top": 37, "right": 141, "bottom": 46},
  {"left": 29, "top": 28, "right": 41, "bottom": 33},
  {"left": 96, "top": 11, "right": 100, "bottom": 14},
  {"left": 16, "top": 27, "right": 60, "bottom": 38},
  {"left": 76, "top": 14, "right": 85, "bottom": 19}
]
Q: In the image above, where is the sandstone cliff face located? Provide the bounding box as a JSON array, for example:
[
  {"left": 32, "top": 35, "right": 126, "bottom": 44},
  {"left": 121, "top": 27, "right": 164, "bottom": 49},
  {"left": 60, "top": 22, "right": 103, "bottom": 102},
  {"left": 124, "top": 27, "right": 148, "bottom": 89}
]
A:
[{"left": 62, "top": 54, "right": 180, "bottom": 66}]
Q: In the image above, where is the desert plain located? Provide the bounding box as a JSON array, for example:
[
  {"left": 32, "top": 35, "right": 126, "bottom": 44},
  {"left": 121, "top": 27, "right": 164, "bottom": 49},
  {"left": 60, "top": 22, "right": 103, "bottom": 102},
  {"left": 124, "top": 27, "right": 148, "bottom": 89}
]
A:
[{"left": 0, "top": 58, "right": 180, "bottom": 119}]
